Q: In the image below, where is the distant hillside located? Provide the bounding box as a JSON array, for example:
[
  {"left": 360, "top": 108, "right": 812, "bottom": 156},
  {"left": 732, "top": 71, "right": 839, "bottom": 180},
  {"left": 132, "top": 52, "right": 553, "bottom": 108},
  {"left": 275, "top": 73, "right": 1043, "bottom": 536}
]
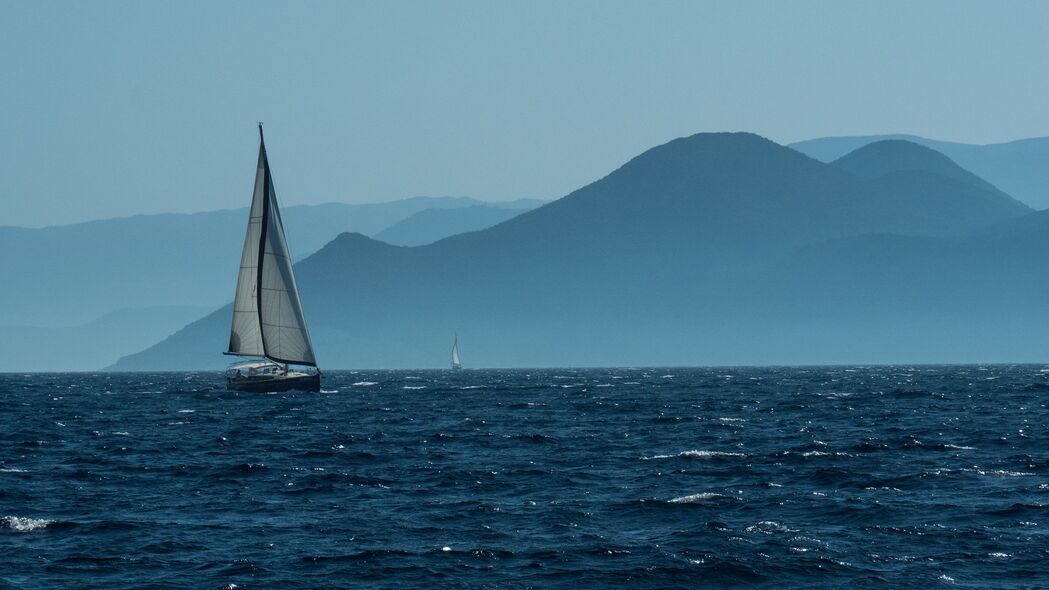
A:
[
  {"left": 112, "top": 134, "right": 1042, "bottom": 370},
  {"left": 374, "top": 205, "right": 534, "bottom": 246},
  {"left": 0, "top": 196, "right": 522, "bottom": 328},
  {"left": 792, "top": 134, "right": 1049, "bottom": 209},
  {"left": 0, "top": 306, "right": 211, "bottom": 372}
]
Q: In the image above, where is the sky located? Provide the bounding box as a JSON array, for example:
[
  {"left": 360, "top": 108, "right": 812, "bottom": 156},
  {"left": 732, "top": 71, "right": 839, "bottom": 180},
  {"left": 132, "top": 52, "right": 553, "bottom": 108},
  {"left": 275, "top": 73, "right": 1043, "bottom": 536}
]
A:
[{"left": 3, "top": 0, "right": 1049, "bottom": 227}]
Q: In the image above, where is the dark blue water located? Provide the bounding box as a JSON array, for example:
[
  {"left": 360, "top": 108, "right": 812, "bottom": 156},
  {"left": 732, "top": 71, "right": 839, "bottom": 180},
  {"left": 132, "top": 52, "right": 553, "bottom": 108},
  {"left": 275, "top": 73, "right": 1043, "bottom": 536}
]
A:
[{"left": 1, "top": 367, "right": 1047, "bottom": 588}]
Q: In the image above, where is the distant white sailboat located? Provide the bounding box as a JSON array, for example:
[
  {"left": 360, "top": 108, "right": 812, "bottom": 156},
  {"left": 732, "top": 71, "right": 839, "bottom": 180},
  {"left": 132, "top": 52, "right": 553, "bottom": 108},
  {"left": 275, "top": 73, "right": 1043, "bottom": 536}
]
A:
[
  {"left": 451, "top": 334, "right": 462, "bottom": 370},
  {"left": 223, "top": 124, "right": 321, "bottom": 392}
]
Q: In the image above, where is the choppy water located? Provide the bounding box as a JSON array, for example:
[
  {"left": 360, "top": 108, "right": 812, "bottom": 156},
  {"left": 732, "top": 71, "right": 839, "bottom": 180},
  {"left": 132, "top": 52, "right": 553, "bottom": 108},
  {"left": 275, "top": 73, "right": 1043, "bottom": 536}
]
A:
[{"left": 1, "top": 366, "right": 1047, "bottom": 588}]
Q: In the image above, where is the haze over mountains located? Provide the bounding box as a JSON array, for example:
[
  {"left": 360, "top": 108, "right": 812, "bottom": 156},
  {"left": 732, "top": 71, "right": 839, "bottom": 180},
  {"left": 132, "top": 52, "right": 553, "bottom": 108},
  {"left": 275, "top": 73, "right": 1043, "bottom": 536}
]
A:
[
  {"left": 792, "top": 134, "right": 1049, "bottom": 210},
  {"left": 113, "top": 132, "right": 1049, "bottom": 370},
  {"left": 0, "top": 197, "right": 542, "bottom": 371},
  {"left": 374, "top": 205, "right": 534, "bottom": 247}
]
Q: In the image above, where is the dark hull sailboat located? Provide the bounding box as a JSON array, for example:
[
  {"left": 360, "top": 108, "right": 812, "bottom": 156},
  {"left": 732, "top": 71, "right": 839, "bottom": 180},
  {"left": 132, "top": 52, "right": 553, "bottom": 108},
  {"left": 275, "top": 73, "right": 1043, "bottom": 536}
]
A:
[
  {"left": 226, "top": 361, "right": 321, "bottom": 393},
  {"left": 223, "top": 125, "right": 321, "bottom": 392}
]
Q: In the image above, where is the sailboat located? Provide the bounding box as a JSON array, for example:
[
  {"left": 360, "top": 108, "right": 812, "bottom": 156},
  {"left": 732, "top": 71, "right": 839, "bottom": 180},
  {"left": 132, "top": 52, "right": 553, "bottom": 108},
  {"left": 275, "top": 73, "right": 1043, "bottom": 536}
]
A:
[
  {"left": 223, "top": 124, "right": 321, "bottom": 393},
  {"left": 451, "top": 334, "right": 462, "bottom": 370}
]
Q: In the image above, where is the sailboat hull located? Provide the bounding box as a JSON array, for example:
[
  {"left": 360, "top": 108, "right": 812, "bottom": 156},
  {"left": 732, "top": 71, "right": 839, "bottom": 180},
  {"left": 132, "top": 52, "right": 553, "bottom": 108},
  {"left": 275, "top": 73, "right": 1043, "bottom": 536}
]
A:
[{"left": 226, "top": 372, "right": 321, "bottom": 393}]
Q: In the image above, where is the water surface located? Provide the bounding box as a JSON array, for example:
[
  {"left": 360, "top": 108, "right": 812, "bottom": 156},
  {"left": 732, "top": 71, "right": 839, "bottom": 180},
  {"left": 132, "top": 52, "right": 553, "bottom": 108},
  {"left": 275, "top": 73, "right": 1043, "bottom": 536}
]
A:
[{"left": 1, "top": 367, "right": 1047, "bottom": 588}]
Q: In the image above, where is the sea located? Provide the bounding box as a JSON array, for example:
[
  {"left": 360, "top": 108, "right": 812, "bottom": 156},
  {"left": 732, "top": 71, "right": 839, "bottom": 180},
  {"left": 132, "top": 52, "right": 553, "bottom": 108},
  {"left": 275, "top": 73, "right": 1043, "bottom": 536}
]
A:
[{"left": 1, "top": 366, "right": 1047, "bottom": 589}]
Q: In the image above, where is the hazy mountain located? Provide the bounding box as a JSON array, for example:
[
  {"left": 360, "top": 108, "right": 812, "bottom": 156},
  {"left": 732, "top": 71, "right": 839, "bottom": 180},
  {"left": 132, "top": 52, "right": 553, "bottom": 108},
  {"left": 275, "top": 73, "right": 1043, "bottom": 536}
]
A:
[
  {"left": 792, "top": 134, "right": 1049, "bottom": 210},
  {"left": 374, "top": 205, "right": 535, "bottom": 246},
  {"left": 830, "top": 140, "right": 1031, "bottom": 236},
  {"left": 0, "top": 196, "right": 523, "bottom": 328},
  {"left": 740, "top": 210, "right": 1049, "bottom": 363},
  {"left": 0, "top": 305, "right": 211, "bottom": 372},
  {"left": 112, "top": 133, "right": 1042, "bottom": 370}
]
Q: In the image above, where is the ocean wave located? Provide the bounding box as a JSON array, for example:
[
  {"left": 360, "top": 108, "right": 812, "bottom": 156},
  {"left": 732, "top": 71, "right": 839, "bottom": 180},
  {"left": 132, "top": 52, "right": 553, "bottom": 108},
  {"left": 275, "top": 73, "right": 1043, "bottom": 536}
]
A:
[
  {"left": 745, "top": 521, "right": 798, "bottom": 534},
  {"left": 928, "top": 467, "right": 1031, "bottom": 478},
  {"left": 2, "top": 515, "right": 54, "bottom": 532},
  {"left": 643, "top": 450, "right": 747, "bottom": 460},
  {"left": 668, "top": 492, "right": 734, "bottom": 504},
  {"left": 352, "top": 381, "right": 378, "bottom": 387}
]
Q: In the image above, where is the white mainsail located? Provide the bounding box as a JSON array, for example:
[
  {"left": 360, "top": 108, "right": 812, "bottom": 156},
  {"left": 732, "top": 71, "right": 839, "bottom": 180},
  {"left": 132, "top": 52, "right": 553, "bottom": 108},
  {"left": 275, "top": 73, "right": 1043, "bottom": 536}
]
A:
[
  {"left": 451, "top": 334, "right": 461, "bottom": 369},
  {"left": 227, "top": 126, "right": 317, "bottom": 366}
]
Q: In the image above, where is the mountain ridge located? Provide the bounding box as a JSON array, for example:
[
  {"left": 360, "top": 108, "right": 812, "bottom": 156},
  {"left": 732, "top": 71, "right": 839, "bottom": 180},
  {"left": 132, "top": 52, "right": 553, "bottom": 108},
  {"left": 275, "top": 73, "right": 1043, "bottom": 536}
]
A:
[
  {"left": 110, "top": 132, "right": 1045, "bottom": 370},
  {"left": 0, "top": 196, "right": 536, "bottom": 328}
]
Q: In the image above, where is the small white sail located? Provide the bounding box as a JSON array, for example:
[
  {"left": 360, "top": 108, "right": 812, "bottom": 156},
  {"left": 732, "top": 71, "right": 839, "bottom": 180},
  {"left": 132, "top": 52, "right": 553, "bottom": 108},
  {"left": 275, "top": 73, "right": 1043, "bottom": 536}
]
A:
[
  {"left": 451, "top": 334, "right": 461, "bottom": 369},
  {"left": 227, "top": 126, "right": 317, "bottom": 366}
]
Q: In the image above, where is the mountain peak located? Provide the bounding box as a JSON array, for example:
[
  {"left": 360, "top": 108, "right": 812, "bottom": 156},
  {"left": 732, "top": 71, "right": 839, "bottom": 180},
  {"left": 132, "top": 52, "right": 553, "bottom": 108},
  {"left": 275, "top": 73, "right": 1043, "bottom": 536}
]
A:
[
  {"left": 832, "top": 139, "right": 996, "bottom": 190},
  {"left": 590, "top": 131, "right": 843, "bottom": 202},
  {"left": 640, "top": 131, "right": 801, "bottom": 163}
]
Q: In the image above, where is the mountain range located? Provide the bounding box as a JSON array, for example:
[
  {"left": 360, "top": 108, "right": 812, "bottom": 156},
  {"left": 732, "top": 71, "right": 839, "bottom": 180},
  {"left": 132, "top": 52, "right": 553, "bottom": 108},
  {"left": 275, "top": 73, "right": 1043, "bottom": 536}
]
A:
[
  {"left": 0, "top": 196, "right": 542, "bottom": 371},
  {"left": 0, "top": 196, "right": 542, "bottom": 328},
  {"left": 112, "top": 133, "right": 1049, "bottom": 370}
]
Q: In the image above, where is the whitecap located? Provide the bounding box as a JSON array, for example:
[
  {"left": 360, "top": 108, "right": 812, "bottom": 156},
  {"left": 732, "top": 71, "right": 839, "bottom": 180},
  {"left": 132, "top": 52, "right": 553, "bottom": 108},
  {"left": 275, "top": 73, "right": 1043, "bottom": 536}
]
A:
[
  {"left": 980, "top": 469, "right": 1032, "bottom": 477},
  {"left": 402, "top": 386, "right": 426, "bottom": 390},
  {"left": 668, "top": 492, "right": 732, "bottom": 504},
  {"left": 0, "top": 468, "right": 28, "bottom": 473},
  {"left": 745, "top": 521, "right": 797, "bottom": 534},
  {"left": 2, "top": 516, "right": 54, "bottom": 532},
  {"left": 643, "top": 450, "right": 747, "bottom": 460},
  {"left": 352, "top": 381, "right": 378, "bottom": 387},
  {"left": 178, "top": 409, "right": 195, "bottom": 414},
  {"left": 681, "top": 450, "right": 745, "bottom": 459},
  {"left": 320, "top": 389, "right": 339, "bottom": 393}
]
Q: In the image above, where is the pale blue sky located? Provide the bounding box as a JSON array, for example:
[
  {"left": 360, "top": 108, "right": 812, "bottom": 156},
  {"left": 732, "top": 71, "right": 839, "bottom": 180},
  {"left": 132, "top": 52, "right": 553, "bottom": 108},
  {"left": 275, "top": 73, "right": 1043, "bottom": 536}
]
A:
[{"left": 3, "top": 0, "right": 1049, "bottom": 226}]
